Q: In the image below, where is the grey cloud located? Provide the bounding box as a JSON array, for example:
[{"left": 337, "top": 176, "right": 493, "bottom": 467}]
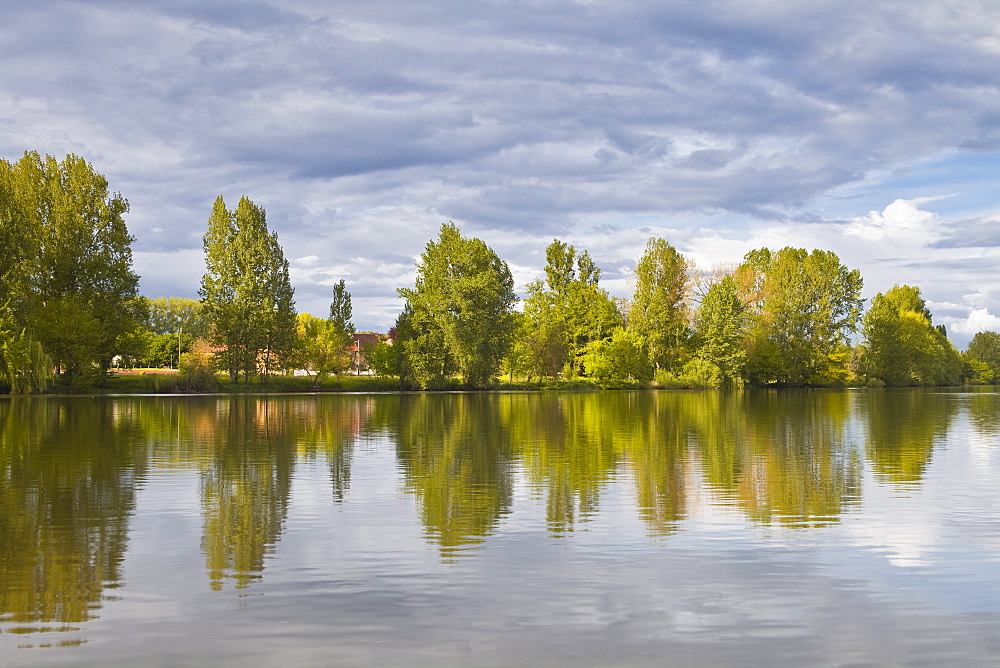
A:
[
  {"left": 932, "top": 217, "right": 1000, "bottom": 248},
  {"left": 5, "top": 0, "right": 1000, "bottom": 328}
]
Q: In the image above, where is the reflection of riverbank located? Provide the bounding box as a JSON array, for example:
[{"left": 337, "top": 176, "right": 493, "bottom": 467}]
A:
[
  {"left": 0, "top": 389, "right": 985, "bottom": 640},
  {"left": 0, "top": 397, "right": 148, "bottom": 639}
]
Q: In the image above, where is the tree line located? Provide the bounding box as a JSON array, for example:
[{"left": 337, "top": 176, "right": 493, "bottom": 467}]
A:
[{"left": 2, "top": 151, "right": 1000, "bottom": 393}]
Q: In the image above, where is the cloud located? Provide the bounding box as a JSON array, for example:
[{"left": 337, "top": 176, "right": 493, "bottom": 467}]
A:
[
  {"left": 844, "top": 197, "right": 947, "bottom": 243},
  {"left": 947, "top": 308, "right": 1000, "bottom": 336},
  {"left": 4, "top": 1, "right": 1000, "bottom": 331},
  {"left": 932, "top": 216, "right": 1000, "bottom": 248}
]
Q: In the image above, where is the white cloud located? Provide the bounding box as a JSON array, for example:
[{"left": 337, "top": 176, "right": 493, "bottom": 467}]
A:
[
  {"left": 947, "top": 308, "right": 1000, "bottom": 336},
  {"left": 844, "top": 197, "right": 947, "bottom": 243}
]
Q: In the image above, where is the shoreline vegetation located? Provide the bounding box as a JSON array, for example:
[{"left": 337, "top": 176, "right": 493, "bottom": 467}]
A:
[
  {"left": 35, "top": 372, "right": 1000, "bottom": 396},
  {"left": 3, "top": 151, "right": 1000, "bottom": 395}
]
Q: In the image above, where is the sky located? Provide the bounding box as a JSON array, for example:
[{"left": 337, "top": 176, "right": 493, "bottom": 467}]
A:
[{"left": 3, "top": 1, "right": 1000, "bottom": 346}]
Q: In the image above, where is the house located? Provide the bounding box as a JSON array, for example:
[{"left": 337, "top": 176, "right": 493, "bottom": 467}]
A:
[{"left": 349, "top": 332, "right": 384, "bottom": 374}]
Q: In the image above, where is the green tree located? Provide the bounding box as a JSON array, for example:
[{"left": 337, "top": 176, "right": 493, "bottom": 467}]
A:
[
  {"left": 2, "top": 152, "right": 145, "bottom": 385},
  {"left": 522, "top": 239, "right": 621, "bottom": 379},
  {"left": 629, "top": 237, "right": 691, "bottom": 371},
  {"left": 694, "top": 275, "right": 747, "bottom": 387},
  {"left": 738, "top": 247, "right": 862, "bottom": 385},
  {"left": 328, "top": 279, "right": 356, "bottom": 343},
  {"left": 145, "top": 297, "right": 211, "bottom": 338},
  {"left": 581, "top": 326, "right": 652, "bottom": 385},
  {"left": 965, "top": 331, "right": 1000, "bottom": 383},
  {"left": 138, "top": 331, "right": 195, "bottom": 368},
  {"left": 291, "top": 313, "right": 351, "bottom": 390},
  {"left": 397, "top": 223, "right": 517, "bottom": 388},
  {"left": 860, "top": 285, "right": 963, "bottom": 386},
  {"left": 199, "top": 196, "right": 297, "bottom": 383},
  {"left": 0, "top": 160, "right": 52, "bottom": 392}
]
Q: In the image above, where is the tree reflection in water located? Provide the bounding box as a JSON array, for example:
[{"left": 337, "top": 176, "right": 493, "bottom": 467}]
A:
[{"left": 0, "top": 397, "right": 147, "bottom": 635}]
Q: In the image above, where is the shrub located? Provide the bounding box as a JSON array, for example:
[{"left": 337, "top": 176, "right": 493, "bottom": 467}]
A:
[{"left": 655, "top": 358, "right": 723, "bottom": 389}]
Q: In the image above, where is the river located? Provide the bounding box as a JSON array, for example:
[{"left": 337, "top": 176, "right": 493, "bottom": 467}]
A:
[{"left": 2, "top": 389, "right": 999, "bottom": 665}]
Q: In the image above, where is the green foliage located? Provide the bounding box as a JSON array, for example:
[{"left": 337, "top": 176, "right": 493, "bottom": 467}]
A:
[
  {"left": 655, "top": 358, "right": 723, "bottom": 389},
  {"left": 199, "top": 196, "right": 297, "bottom": 383},
  {"left": 291, "top": 313, "right": 351, "bottom": 390},
  {"left": 0, "top": 152, "right": 145, "bottom": 385},
  {"left": 629, "top": 237, "right": 691, "bottom": 371},
  {"left": 860, "top": 285, "right": 964, "bottom": 386},
  {"left": 328, "top": 279, "right": 356, "bottom": 342},
  {"left": 365, "top": 339, "right": 400, "bottom": 378},
  {"left": 738, "top": 247, "right": 862, "bottom": 385},
  {"left": 145, "top": 297, "right": 210, "bottom": 338},
  {"left": 134, "top": 331, "right": 194, "bottom": 368},
  {"left": 0, "top": 314, "right": 52, "bottom": 393},
  {"left": 695, "top": 275, "right": 747, "bottom": 387},
  {"left": 965, "top": 331, "right": 1000, "bottom": 383},
  {"left": 176, "top": 338, "right": 220, "bottom": 392},
  {"left": 581, "top": 326, "right": 652, "bottom": 386},
  {"left": 397, "top": 223, "right": 517, "bottom": 388},
  {"left": 966, "top": 358, "right": 995, "bottom": 385},
  {"left": 522, "top": 239, "right": 622, "bottom": 379}
]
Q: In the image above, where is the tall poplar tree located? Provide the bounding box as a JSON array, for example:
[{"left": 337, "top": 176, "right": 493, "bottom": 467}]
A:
[
  {"left": 329, "top": 279, "right": 356, "bottom": 346},
  {"left": 695, "top": 275, "right": 748, "bottom": 387},
  {"left": 200, "top": 196, "right": 296, "bottom": 382}
]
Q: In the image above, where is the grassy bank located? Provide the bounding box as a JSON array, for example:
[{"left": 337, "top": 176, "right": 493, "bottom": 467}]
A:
[{"left": 35, "top": 371, "right": 625, "bottom": 394}]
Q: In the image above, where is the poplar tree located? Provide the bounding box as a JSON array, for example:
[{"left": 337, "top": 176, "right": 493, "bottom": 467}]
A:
[
  {"left": 329, "top": 279, "right": 356, "bottom": 346},
  {"left": 695, "top": 275, "right": 748, "bottom": 387},
  {"left": 200, "top": 196, "right": 296, "bottom": 382}
]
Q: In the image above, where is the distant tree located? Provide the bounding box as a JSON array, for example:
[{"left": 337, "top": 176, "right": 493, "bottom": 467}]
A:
[
  {"left": 200, "top": 196, "right": 296, "bottom": 382},
  {"left": 965, "top": 331, "right": 1000, "bottom": 383},
  {"left": 328, "top": 279, "right": 356, "bottom": 371},
  {"left": 137, "top": 331, "right": 195, "bottom": 368},
  {"left": 860, "top": 285, "right": 963, "bottom": 386},
  {"left": 629, "top": 237, "right": 692, "bottom": 372},
  {"left": 397, "top": 222, "right": 517, "bottom": 388},
  {"left": 145, "top": 297, "right": 210, "bottom": 338},
  {"left": 291, "top": 313, "right": 351, "bottom": 390}
]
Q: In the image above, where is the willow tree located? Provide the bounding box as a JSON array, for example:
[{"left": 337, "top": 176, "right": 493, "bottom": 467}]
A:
[
  {"left": 200, "top": 196, "right": 296, "bottom": 382},
  {"left": 397, "top": 222, "right": 517, "bottom": 388},
  {"left": 629, "top": 237, "right": 692, "bottom": 371}
]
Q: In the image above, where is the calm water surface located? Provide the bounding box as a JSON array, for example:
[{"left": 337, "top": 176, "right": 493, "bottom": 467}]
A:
[{"left": 2, "top": 389, "right": 1000, "bottom": 665}]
